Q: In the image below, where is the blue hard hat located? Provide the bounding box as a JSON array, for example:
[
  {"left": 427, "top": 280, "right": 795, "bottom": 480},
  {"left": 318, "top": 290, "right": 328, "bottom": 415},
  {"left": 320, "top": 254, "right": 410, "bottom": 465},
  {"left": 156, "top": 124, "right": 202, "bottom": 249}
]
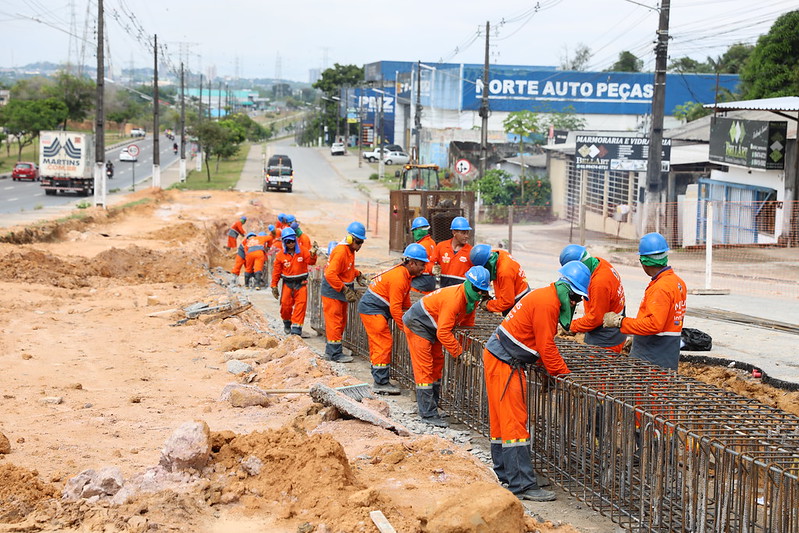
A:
[
  {"left": 258, "top": 231, "right": 267, "bottom": 236},
  {"left": 245, "top": 232, "right": 256, "bottom": 238},
  {"left": 465, "top": 266, "right": 491, "bottom": 291},
  {"left": 327, "top": 240, "right": 338, "bottom": 255},
  {"left": 558, "top": 261, "right": 591, "bottom": 299},
  {"left": 346, "top": 221, "right": 367, "bottom": 241},
  {"left": 411, "top": 216, "right": 430, "bottom": 230},
  {"left": 240, "top": 215, "right": 247, "bottom": 222},
  {"left": 403, "top": 243, "right": 429, "bottom": 262},
  {"left": 559, "top": 244, "right": 588, "bottom": 266},
  {"left": 278, "top": 213, "right": 286, "bottom": 223},
  {"left": 290, "top": 221, "right": 299, "bottom": 230},
  {"left": 469, "top": 244, "right": 492, "bottom": 267},
  {"left": 639, "top": 232, "right": 669, "bottom": 255},
  {"left": 268, "top": 224, "right": 275, "bottom": 232},
  {"left": 281, "top": 227, "right": 297, "bottom": 241},
  {"left": 285, "top": 214, "right": 296, "bottom": 224},
  {"left": 450, "top": 216, "right": 472, "bottom": 231}
]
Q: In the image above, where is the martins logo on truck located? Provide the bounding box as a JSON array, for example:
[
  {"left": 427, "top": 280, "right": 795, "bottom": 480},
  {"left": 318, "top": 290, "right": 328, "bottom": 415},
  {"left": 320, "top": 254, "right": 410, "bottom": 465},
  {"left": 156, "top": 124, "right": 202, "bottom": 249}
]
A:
[{"left": 40, "top": 132, "right": 85, "bottom": 174}]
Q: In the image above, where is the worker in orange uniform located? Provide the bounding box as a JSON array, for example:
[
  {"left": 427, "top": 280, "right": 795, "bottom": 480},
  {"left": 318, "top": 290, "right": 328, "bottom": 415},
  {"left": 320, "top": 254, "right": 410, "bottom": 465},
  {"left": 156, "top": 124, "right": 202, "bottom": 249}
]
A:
[
  {"left": 321, "top": 221, "right": 368, "bottom": 363},
  {"left": 483, "top": 260, "right": 590, "bottom": 502},
  {"left": 402, "top": 266, "right": 491, "bottom": 427},
  {"left": 275, "top": 213, "right": 288, "bottom": 230},
  {"left": 430, "top": 216, "right": 473, "bottom": 288},
  {"left": 357, "top": 243, "right": 429, "bottom": 394},
  {"left": 271, "top": 227, "right": 318, "bottom": 336},
  {"left": 231, "top": 232, "right": 254, "bottom": 284},
  {"left": 226, "top": 215, "right": 247, "bottom": 249},
  {"left": 409, "top": 216, "right": 437, "bottom": 294},
  {"left": 470, "top": 244, "right": 530, "bottom": 315},
  {"left": 559, "top": 244, "right": 627, "bottom": 353},
  {"left": 289, "top": 221, "right": 313, "bottom": 252},
  {"left": 244, "top": 231, "right": 267, "bottom": 289},
  {"left": 603, "top": 232, "right": 687, "bottom": 370}
]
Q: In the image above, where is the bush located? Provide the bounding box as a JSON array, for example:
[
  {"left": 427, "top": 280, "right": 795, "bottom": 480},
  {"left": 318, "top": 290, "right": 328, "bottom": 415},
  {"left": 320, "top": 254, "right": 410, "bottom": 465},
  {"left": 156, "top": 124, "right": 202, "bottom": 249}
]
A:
[
  {"left": 469, "top": 169, "right": 552, "bottom": 207},
  {"left": 369, "top": 173, "right": 379, "bottom": 180}
]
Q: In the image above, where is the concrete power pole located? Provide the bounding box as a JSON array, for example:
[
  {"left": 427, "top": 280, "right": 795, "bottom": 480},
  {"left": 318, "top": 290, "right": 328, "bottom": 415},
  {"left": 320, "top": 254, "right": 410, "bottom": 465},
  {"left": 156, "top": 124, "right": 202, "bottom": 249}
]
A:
[
  {"left": 414, "top": 61, "right": 422, "bottom": 163},
  {"left": 179, "top": 62, "right": 186, "bottom": 182},
  {"left": 643, "top": 0, "right": 671, "bottom": 235},
  {"left": 152, "top": 34, "right": 161, "bottom": 188},
  {"left": 479, "top": 21, "right": 490, "bottom": 179},
  {"left": 93, "top": 0, "right": 106, "bottom": 208}
]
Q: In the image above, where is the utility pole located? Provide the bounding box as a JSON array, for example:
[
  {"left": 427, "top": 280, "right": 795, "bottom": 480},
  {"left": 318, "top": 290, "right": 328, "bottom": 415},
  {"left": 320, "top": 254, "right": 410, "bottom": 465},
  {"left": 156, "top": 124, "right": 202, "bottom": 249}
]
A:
[
  {"left": 414, "top": 60, "right": 422, "bottom": 164},
  {"left": 378, "top": 78, "right": 385, "bottom": 180},
  {"left": 179, "top": 61, "right": 186, "bottom": 182},
  {"left": 479, "top": 21, "right": 490, "bottom": 179},
  {"left": 644, "top": 0, "right": 671, "bottom": 235},
  {"left": 93, "top": 0, "right": 106, "bottom": 207},
  {"left": 199, "top": 74, "right": 203, "bottom": 123},
  {"left": 152, "top": 34, "right": 161, "bottom": 188},
  {"left": 217, "top": 82, "right": 222, "bottom": 120}
]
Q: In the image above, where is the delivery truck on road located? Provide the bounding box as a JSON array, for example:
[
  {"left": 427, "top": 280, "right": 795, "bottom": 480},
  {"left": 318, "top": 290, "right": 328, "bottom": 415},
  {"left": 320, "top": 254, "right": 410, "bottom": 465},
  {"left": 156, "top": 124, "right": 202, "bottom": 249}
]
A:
[{"left": 39, "top": 131, "right": 95, "bottom": 196}]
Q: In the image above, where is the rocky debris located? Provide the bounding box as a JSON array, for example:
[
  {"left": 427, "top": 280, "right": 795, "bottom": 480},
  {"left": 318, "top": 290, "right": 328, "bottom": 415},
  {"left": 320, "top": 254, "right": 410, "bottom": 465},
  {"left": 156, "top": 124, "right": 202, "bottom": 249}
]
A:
[
  {"left": 425, "top": 481, "right": 526, "bottom": 532},
  {"left": 240, "top": 455, "right": 263, "bottom": 476},
  {"left": 41, "top": 396, "right": 63, "bottom": 405},
  {"left": 309, "top": 383, "right": 410, "bottom": 436},
  {"left": 226, "top": 359, "right": 253, "bottom": 375},
  {"left": 62, "top": 466, "right": 124, "bottom": 501},
  {"left": 222, "top": 347, "right": 264, "bottom": 361},
  {"left": 110, "top": 465, "right": 204, "bottom": 505},
  {"left": 0, "top": 431, "right": 10, "bottom": 454},
  {"left": 219, "top": 383, "right": 273, "bottom": 408},
  {"left": 159, "top": 421, "right": 212, "bottom": 472}
]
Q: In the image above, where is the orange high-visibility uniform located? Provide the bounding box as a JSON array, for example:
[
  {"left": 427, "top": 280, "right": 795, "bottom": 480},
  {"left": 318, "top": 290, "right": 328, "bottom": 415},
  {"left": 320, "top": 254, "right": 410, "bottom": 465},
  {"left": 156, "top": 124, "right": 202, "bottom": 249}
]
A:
[
  {"left": 231, "top": 240, "right": 248, "bottom": 276},
  {"left": 410, "top": 233, "right": 437, "bottom": 294},
  {"left": 486, "top": 249, "right": 530, "bottom": 314},
  {"left": 620, "top": 267, "right": 687, "bottom": 370},
  {"left": 244, "top": 234, "right": 266, "bottom": 274},
  {"left": 272, "top": 245, "right": 317, "bottom": 328},
  {"left": 569, "top": 257, "right": 627, "bottom": 353},
  {"left": 226, "top": 220, "right": 246, "bottom": 249},
  {"left": 296, "top": 232, "right": 311, "bottom": 251},
  {"left": 357, "top": 265, "right": 412, "bottom": 367},
  {"left": 484, "top": 284, "right": 570, "bottom": 446},
  {"left": 321, "top": 243, "right": 361, "bottom": 356},
  {"left": 430, "top": 238, "right": 473, "bottom": 287},
  {"left": 402, "top": 284, "right": 476, "bottom": 385}
]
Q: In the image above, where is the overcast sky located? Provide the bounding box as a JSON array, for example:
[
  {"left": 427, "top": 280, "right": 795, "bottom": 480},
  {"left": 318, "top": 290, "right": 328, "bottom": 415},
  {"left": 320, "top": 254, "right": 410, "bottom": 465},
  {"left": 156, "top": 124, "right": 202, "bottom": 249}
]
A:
[{"left": 0, "top": 0, "right": 796, "bottom": 83}]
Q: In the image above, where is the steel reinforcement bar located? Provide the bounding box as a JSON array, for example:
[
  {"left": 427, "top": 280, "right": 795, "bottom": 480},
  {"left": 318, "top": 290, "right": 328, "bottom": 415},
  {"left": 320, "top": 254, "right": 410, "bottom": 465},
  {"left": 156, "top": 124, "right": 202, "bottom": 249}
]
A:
[{"left": 305, "top": 273, "right": 799, "bottom": 532}]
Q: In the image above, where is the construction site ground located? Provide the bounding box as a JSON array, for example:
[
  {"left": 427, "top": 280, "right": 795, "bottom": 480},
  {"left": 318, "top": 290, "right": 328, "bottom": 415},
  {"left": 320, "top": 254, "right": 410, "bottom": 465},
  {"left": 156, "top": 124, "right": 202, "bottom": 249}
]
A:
[{"left": 0, "top": 143, "right": 797, "bottom": 533}]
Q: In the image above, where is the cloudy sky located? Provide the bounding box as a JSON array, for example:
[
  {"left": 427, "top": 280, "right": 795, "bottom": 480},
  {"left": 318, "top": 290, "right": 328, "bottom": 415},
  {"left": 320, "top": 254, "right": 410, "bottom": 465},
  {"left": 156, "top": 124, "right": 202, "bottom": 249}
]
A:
[{"left": 0, "top": 0, "right": 795, "bottom": 82}]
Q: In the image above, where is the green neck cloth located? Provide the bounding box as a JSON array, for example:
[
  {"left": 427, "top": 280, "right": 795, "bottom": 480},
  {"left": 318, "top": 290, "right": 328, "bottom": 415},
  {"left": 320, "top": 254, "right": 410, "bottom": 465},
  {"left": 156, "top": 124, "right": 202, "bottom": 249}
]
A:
[
  {"left": 583, "top": 256, "right": 599, "bottom": 273},
  {"left": 640, "top": 254, "right": 668, "bottom": 267},
  {"left": 412, "top": 227, "right": 429, "bottom": 242},
  {"left": 554, "top": 281, "right": 576, "bottom": 329},
  {"left": 464, "top": 280, "right": 482, "bottom": 313},
  {"left": 295, "top": 227, "right": 303, "bottom": 237},
  {"left": 486, "top": 252, "right": 499, "bottom": 280}
]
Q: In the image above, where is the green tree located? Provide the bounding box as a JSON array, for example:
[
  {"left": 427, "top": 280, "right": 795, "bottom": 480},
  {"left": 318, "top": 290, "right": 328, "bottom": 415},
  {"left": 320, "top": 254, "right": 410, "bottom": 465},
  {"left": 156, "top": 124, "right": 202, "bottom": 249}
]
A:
[
  {"left": 502, "top": 110, "right": 542, "bottom": 200},
  {"left": 714, "top": 43, "right": 754, "bottom": 74},
  {"left": 0, "top": 98, "right": 68, "bottom": 159},
  {"left": 673, "top": 101, "right": 712, "bottom": 122},
  {"left": 548, "top": 105, "right": 586, "bottom": 131},
  {"left": 313, "top": 64, "right": 364, "bottom": 144},
  {"left": 10, "top": 76, "right": 54, "bottom": 100},
  {"left": 608, "top": 51, "right": 643, "bottom": 72},
  {"left": 190, "top": 121, "right": 233, "bottom": 181},
  {"left": 560, "top": 44, "right": 592, "bottom": 71},
  {"left": 668, "top": 57, "right": 710, "bottom": 73},
  {"left": 470, "top": 169, "right": 517, "bottom": 205},
  {"left": 740, "top": 10, "right": 799, "bottom": 99},
  {"left": 44, "top": 71, "right": 95, "bottom": 127}
]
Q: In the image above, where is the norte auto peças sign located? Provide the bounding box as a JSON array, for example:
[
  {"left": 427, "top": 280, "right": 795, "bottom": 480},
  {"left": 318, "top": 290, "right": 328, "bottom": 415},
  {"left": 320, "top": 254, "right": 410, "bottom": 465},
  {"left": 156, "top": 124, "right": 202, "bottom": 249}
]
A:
[
  {"left": 709, "top": 117, "right": 787, "bottom": 170},
  {"left": 574, "top": 135, "right": 671, "bottom": 172}
]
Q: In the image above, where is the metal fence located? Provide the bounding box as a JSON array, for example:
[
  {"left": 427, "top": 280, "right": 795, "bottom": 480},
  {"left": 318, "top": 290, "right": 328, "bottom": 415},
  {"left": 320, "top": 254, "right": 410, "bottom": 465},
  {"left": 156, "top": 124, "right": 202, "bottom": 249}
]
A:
[{"left": 305, "top": 275, "right": 799, "bottom": 532}]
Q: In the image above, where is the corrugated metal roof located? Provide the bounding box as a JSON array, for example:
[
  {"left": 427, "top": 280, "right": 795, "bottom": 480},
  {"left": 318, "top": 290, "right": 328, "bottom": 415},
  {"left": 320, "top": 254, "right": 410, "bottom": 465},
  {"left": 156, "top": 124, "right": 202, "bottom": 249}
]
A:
[{"left": 703, "top": 96, "right": 799, "bottom": 112}]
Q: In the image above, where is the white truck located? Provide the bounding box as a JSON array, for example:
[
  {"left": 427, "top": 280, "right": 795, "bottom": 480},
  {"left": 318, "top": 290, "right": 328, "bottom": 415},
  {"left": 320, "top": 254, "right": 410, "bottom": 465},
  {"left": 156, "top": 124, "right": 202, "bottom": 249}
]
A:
[{"left": 39, "top": 131, "right": 95, "bottom": 196}]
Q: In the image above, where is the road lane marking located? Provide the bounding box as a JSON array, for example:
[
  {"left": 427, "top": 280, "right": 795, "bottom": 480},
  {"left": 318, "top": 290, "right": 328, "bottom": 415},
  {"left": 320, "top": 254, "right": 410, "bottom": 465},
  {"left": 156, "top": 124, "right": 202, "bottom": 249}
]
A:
[
  {"left": 4, "top": 186, "right": 13, "bottom": 190},
  {"left": 7, "top": 197, "right": 18, "bottom": 202}
]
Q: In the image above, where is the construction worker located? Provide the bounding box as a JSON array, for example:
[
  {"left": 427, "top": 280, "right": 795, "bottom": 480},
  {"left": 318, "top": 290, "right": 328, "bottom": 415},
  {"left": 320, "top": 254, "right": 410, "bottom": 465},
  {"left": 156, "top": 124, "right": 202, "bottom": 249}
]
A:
[
  {"left": 276, "top": 213, "right": 288, "bottom": 230},
  {"left": 244, "top": 231, "right": 267, "bottom": 289},
  {"left": 559, "top": 244, "right": 627, "bottom": 353},
  {"left": 470, "top": 244, "right": 530, "bottom": 315},
  {"left": 402, "top": 266, "right": 491, "bottom": 427},
  {"left": 358, "top": 243, "right": 429, "bottom": 395},
  {"left": 430, "top": 216, "right": 473, "bottom": 288},
  {"left": 226, "top": 215, "right": 247, "bottom": 249},
  {"left": 271, "top": 227, "right": 318, "bottom": 336},
  {"left": 603, "top": 232, "right": 687, "bottom": 370},
  {"left": 231, "top": 232, "right": 253, "bottom": 284},
  {"left": 321, "top": 221, "right": 368, "bottom": 363},
  {"left": 483, "top": 260, "right": 590, "bottom": 502},
  {"left": 409, "top": 216, "right": 437, "bottom": 294}
]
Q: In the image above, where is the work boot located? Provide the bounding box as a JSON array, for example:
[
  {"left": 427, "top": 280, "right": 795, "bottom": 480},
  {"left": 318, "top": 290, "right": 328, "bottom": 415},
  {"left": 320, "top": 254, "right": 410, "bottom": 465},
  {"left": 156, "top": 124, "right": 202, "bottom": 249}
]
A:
[
  {"left": 244, "top": 273, "right": 252, "bottom": 288},
  {"left": 503, "top": 445, "right": 542, "bottom": 496},
  {"left": 283, "top": 320, "right": 292, "bottom": 334},
  {"left": 514, "top": 487, "right": 556, "bottom": 502},
  {"left": 416, "top": 388, "right": 440, "bottom": 419},
  {"left": 421, "top": 415, "right": 449, "bottom": 428},
  {"left": 373, "top": 381, "right": 401, "bottom": 395},
  {"left": 333, "top": 354, "right": 354, "bottom": 363},
  {"left": 324, "top": 341, "right": 343, "bottom": 361},
  {"left": 254, "top": 272, "right": 263, "bottom": 290},
  {"left": 290, "top": 325, "right": 302, "bottom": 336},
  {"left": 432, "top": 381, "right": 447, "bottom": 417}
]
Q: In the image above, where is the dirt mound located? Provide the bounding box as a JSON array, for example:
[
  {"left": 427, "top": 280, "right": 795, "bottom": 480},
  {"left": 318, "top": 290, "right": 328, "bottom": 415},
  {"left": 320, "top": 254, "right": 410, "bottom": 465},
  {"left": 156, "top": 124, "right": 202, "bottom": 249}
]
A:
[
  {"left": 142, "top": 222, "right": 199, "bottom": 242},
  {"left": 0, "top": 464, "right": 58, "bottom": 523},
  {"left": 0, "top": 248, "right": 94, "bottom": 288},
  {"left": 93, "top": 245, "right": 203, "bottom": 284}
]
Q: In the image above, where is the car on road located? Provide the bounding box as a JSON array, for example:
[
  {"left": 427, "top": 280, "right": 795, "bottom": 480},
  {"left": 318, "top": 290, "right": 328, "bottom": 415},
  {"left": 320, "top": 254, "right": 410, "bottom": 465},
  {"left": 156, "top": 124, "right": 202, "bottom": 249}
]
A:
[
  {"left": 119, "top": 147, "right": 138, "bottom": 162},
  {"left": 330, "top": 142, "right": 346, "bottom": 156},
  {"left": 263, "top": 154, "right": 293, "bottom": 192},
  {"left": 130, "top": 128, "right": 146, "bottom": 137},
  {"left": 384, "top": 151, "right": 410, "bottom": 165},
  {"left": 11, "top": 162, "right": 39, "bottom": 181}
]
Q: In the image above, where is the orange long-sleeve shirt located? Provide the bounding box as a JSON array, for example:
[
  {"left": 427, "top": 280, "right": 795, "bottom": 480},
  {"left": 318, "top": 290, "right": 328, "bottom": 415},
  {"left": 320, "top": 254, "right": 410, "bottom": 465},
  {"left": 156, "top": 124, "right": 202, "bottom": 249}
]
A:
[
  {"left": 486, "top": 249, "right": 530, "bottom": 314},
  {"left": 416, "top": 234, "right": 436, "bottom": 275},
  {"left": 402, "top": 284, "right": 476, "bottom": 357},
  {"left": 430, "top": 239, "right": 473, "bottom": 281},
  {"left": 323, "top": 243, "right": 361, "bottom": 292},
  {"left": 271, "top": 247, "right": 317, "bottom": 287},
  {"left": 486, "top": 284, "right": 570, "bottom": 376},
  {"left": 621, "top": 267, "right": 686, "bottom": 337},
  {"left": 570, "top": 257, "right": 625, "bottom": 332},
  {"left": 358, "top": 265, "right": 412, "bottom": 326},
  {"left": 228, "top": 220, "right": 245, "bottom": 238}
]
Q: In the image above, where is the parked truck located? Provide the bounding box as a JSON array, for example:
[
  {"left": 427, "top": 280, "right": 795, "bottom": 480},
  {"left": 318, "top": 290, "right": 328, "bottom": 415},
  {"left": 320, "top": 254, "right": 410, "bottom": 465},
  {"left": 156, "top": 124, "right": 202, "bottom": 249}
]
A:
[{"left": 39, "top": 131, "right": 95, "bottom": 196}]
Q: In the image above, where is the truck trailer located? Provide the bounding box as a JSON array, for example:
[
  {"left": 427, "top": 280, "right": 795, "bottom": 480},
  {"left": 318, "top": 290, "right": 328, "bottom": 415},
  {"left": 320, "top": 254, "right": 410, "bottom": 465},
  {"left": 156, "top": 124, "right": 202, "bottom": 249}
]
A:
[{"left": 39, "top": 131, "right": 95, "bottom": 196}]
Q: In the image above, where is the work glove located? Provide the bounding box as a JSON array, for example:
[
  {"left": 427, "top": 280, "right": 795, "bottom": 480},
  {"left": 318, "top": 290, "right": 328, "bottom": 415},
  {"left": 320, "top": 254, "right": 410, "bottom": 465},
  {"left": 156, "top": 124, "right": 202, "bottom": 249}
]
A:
[
  {"left": 603, "top": 312, "right": 624, "bottom": 328},
  {"left": 459, "top": 350, "right": 477, "bottom": 367},
  {"left": 558, "top": 324, "right": 576, "bottom": 337},
  {"left": 344, "top": 287, "right": 358, "bottom": 303},
  {"left": 432, "top": 264, "right": 442, "bottom": 276},
  {"left": 311, "top": 241, "right": 319, "bottom": 256},
  {"left": 271, "top": 287, "right": 280, "bottom": 300},
  {"left": 356, "top": 273, "right": 368, "bottom": 287},
  {"left": 479, "top": 299, "right": 494, "bottom": 312}
]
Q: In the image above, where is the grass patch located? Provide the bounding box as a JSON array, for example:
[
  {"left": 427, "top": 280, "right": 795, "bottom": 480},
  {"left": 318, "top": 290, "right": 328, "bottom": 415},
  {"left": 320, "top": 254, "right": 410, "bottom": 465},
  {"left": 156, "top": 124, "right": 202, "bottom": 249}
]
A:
[
  {"left": 34, "top": 204, "right": 43, "bottom": 210},
  {"left": 0, "top": 143, "right": 38, "bottom": 174},
  {"left": 112, "top": 198, "right": 152, "bottom": 211},
  {"left": 168, "top": 143, "right": 249, "bottom": 191},
  {"left": 76, "top": 201, "right": 91, "bottom": 209}
]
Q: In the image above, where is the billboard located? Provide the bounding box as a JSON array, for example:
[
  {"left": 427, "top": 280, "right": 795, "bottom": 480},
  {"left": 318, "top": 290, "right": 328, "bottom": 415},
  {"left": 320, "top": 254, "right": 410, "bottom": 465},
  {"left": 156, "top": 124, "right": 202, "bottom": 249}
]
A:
[
  {"left": 575, "top": 135, "right": 671, "bottom": 171},
  {"left": 340, "top": 87, "right": 396, "bottom": 145},
  {"left": 709, "top": 117, "right": 787, "bottom": 170}
]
